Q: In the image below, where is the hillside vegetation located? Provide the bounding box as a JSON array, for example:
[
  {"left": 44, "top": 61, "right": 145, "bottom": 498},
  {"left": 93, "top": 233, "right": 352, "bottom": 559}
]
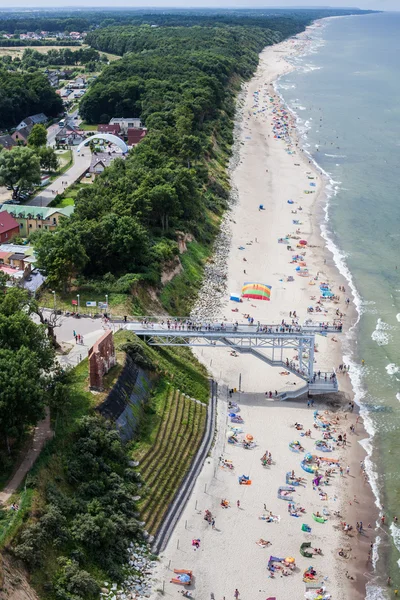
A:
[
  {"left": 33, "top": 19, "right": 307, "bottom": 311},
  {"left": 1, "top": 331, "right": 210, "bottom": 599}
]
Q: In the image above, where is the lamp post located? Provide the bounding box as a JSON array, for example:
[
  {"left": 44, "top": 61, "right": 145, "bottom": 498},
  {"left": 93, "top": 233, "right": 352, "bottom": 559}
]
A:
[
  {"left": 52, "top": 290, "right": 56, "bottom": 311},
  {"left": 105, "top": 294, "right": 108, "bottom": 317},
  {"left": 77, "top": 294, "right": 80, "bottom": 313}
]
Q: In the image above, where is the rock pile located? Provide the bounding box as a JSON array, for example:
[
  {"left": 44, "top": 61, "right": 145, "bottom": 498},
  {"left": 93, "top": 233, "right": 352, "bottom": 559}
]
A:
[
  {"left": 191, "top": 86, "right": 246, "bottom": 320},
  {"left": 101, "top": 543, "right": 157, "bottom": 600}
]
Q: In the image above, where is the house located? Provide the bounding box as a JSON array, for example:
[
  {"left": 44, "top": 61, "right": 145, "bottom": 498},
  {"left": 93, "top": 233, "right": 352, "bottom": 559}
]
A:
[
  {"left": 12, "top": 127, "right": 31, "bottom": 145},
  {"left": 1, "top": 205, "right": 74, "bottom": 237},
  {"left": 98, "top": 124, "right": 121, "bottom": 135},
  {"left": 127, "top": 128, "right": 147, "bottom": 147},
  {"left": 16, "top": 113, "right": 47, "bottom": 131},
  {"left": 56, "top": 125, "right": 84, "bottom": 146},
  {"left": 109, "top": 118, "right": 142, "bottom": 135},
  {"left": 90, "top": 159, "right": 107, "bottom": 175},
  {"left": 88, "top": 151, "right": 126, "bottom": 176},
  {"left": 0, "top": 249, "right": 32, "bottom": 282},
  {"left": 0, "top": 211, "right": 19, "bottom": 243},
  {"left": 0, "top": 135, "right": 17, "bottom": 150},
  {"left": 48, "top": 72, "right": 59, "bottom": 87}
]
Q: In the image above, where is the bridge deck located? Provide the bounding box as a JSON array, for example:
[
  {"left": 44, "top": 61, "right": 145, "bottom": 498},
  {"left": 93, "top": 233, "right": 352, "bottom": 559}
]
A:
[{"left": 127, "top": 321, "right": 342, "bottom": 336}]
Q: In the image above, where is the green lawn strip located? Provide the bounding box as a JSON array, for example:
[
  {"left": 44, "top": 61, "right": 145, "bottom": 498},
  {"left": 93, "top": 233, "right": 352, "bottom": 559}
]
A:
[
  {"left": 132, "top": 382, "right": 170, "bottom": 463},
  {"left": 142, "top": 345, "right": 209, "bottom": 403},
  {"left": 38, "top": 288, "right": 134, "bottom": 316},
  {"left": 140, "top": 391, "right": 185, "bottom": 520},
  {"left": 79, "top": 122, "right": 98, "bottom": 131},
  {"left": 142, "top": 393, "right": 190, "bottom": 517},
  {"left": 138, "top": 387, "right": 176, "bottom": 476},
  {"left": 146, "top": 399, "right": 200, "bottom": 534},
  {"left": 53, "top": 196, "right": 75, "bottom": 208}
]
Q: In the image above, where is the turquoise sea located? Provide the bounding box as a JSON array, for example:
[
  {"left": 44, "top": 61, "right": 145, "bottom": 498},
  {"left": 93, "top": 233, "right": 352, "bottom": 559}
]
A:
[{"left": 277, "top": 12, "right": 400, "bottom": 598}]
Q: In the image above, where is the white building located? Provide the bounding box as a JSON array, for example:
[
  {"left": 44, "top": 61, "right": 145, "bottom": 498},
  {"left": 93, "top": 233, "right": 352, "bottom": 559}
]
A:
[{"left": 109, "top": 117, "right": 142, "bottom": 135}]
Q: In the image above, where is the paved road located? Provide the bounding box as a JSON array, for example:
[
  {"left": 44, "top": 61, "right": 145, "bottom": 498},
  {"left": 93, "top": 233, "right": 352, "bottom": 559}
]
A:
[
  {"left": 47, "top": 108, "right": 80, "bottom": 147},
  {"left": 28, "top": 149, "right": 91, "bottom": 207}
]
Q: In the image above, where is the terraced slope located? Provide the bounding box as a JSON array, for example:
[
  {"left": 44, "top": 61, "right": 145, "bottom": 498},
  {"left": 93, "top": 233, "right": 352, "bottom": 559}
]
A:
[{"left": 134, "top": 383, "right": 207, "bottom": 536}]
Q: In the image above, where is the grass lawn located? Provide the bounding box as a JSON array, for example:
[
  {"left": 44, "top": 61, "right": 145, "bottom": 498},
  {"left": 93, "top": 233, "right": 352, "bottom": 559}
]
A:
[
  {"left": 53, "top": 196, "right": 75, "bottom": 208},
  {"left": 38, "top": 288, "right": 139, "bottom": 317},
  {"left": 79, "top": 122, "right": 98, "bottom": 131}
]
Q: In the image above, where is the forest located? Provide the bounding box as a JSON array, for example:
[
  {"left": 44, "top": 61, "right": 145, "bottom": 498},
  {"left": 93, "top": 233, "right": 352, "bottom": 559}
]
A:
[
  {"left": 0, "top": 68, "right": 63, "bottom": 129},
  {"left": 0, "top": 7, "right": 376, "bottom": 35}
]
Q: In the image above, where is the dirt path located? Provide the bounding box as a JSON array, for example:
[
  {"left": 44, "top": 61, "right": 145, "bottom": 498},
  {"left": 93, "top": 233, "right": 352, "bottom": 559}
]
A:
[{"left": 0, "top": 409, "right": 53, "bottom": 506}]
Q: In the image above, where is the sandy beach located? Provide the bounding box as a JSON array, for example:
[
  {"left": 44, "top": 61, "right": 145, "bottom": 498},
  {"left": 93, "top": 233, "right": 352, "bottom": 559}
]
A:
[{"left": 150, "top": 29, "right": 375, "bottom": 600}]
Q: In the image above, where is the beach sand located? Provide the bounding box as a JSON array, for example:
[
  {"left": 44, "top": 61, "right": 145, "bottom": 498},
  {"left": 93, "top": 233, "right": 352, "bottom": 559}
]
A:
[{"left": 149, "top": 31, "right": 375, "bottom": 600}]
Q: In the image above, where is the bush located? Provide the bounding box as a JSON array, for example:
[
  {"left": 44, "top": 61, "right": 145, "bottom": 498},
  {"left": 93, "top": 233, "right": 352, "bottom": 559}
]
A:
[{"left": 54, "top": 558, "right": 100, "bottom": 600}]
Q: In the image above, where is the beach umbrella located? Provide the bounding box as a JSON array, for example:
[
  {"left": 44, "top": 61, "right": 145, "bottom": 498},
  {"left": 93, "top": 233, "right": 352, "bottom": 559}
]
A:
[
  {"left": 299, "top": 240, "right": 308, "bottom": 246},
  {"left": 242, "top": 282, "right": 272, "bottom": 301},
  {"left": 245, "top": 434, "right": 254, "bottom": 441},
  {"left": 285, "top": 557, "right": 295, "bottom": 563}
]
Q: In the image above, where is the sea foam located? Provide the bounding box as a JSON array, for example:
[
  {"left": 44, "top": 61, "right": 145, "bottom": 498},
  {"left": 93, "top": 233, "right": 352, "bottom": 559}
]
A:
[
  {"left": 386, "top": 364, "right": 399, "bottom": 376},
  {"left": 371, "top": 318, "right": 392, "bottom": 346}
]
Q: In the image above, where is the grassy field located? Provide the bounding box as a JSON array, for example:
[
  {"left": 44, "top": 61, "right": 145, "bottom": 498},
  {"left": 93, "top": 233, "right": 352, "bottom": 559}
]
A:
[
  {"left": 0, "top": 45, "right": 86, "bottom": 59},
  {"left": 38, "top": 288, "right": 142, "bottom": 317},
  {"left": 133, "top": 381, "right": 207, "bottom": 535}
]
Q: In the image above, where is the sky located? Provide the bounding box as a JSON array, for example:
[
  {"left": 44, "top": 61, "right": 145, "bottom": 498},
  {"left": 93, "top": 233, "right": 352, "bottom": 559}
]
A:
[{"left": 0, "top": 0, "right": 397, "bottom": 11}]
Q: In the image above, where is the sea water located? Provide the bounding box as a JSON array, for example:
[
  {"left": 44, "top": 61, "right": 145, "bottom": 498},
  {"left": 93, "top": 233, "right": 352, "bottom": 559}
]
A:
[{"left": 278, "top": 12, "right": 400, "bottom": 596}]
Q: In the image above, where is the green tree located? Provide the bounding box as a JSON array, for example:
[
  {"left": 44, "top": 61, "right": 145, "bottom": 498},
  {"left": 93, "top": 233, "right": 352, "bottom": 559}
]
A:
[
  {"left": 0, "top": 346, "right": 50, "bottom": 454},
  {"left": 39, "top": 146, "right": 59, "bottom": 172},
  {"left": 33, "top": 229, "right": 88, "bottom": 292},
  {"left": 0, "top": 146, "right": 41, "bottom": 201},
  {"left": 28, "top": 123, "right": 48, "bottom": 148}
]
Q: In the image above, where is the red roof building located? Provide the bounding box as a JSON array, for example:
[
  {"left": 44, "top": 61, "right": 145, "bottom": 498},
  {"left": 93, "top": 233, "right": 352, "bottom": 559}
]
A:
[
  {"left": 98, "top": 124, "right": 121, "bottom": 135},
  {"left": 0, "top": 211, "right": 20, "bottom": 243},
  {"left": 127, "top": 128, "right": 147, "bottom": 146}
]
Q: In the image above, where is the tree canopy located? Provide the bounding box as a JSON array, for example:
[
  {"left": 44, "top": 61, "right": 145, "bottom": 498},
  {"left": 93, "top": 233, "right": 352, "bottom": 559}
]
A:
[
  {"left": 0, "top": 146, "right": 41, "bottom": 201},
  {"left": 0, "top": 67, "right": 63, "bottom": 129},
  {"left": 0, "top": 287, "right": 55, "bottom": 455}
]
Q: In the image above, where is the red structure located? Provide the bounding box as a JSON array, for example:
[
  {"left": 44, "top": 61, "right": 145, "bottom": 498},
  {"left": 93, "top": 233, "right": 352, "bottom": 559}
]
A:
[
  {"left": 0, "top": 211, "right": 20, "bottom": 243},
  {"left": 97, "top": 124, "right": 121, "bottom": 135},
  {"left": 127, "top": 128, "right": 147, "bottom": 146},
  {"left": 88, "top": 330, "right": 117, "bottom": 391}
]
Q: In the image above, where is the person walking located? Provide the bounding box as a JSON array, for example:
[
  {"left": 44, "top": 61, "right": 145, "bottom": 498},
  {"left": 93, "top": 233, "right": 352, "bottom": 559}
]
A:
[
  {"left": 234, "top": 590, "right": 239, "bottom": 599},
  {"left": 237, "top": 500, "right": 240, "bottom": 509},
  {"left": 346, "top": 465, "right": 350, "bottom": 475},
  {"left": 211, "top": 518, "right": 215, "bottom": 529}
]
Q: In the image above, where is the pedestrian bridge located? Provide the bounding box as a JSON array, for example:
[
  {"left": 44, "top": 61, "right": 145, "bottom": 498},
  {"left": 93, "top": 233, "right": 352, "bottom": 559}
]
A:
[{"left": 126, "top": 318, "right": 341, "bottom": 393}]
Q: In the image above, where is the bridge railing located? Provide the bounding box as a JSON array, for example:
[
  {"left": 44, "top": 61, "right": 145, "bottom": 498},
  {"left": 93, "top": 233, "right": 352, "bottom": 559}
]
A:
[{"left": 127, "top": 318, "right": 343, "bottom": 335}]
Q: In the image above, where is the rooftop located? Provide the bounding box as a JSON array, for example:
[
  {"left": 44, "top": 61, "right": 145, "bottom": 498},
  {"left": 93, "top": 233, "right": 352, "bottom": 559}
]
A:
[
  {"left": 0, "top": 211, "right": 19, "bottom": 233},
  {"left": 0, "top": 205, "right": 75, "bottom": 219}
]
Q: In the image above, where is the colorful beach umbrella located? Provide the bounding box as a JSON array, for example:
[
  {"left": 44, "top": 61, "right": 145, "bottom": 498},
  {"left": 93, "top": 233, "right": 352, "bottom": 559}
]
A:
[{"left": 241, "top": 282, "right": 271, "bottom": 301}]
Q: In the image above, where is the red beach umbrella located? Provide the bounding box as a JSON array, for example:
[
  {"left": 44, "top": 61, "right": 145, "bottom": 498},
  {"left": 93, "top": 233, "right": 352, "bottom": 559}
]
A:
[{"left": 299, "top": 240, "right": 308, "bottom": 246}]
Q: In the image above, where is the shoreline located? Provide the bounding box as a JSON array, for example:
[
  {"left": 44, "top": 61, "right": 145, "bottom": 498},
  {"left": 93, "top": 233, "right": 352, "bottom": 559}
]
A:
[{"left": 150, "top": 27, "right": 377, "bottom": 600}]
